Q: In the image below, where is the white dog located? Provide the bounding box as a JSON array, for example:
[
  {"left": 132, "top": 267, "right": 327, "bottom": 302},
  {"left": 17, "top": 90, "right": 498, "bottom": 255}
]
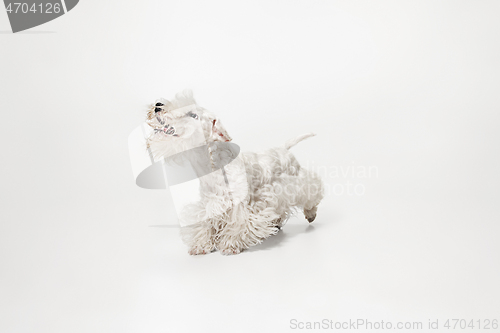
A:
[{"left": 146, "top": 91, "right": 323, "bottom": 255}]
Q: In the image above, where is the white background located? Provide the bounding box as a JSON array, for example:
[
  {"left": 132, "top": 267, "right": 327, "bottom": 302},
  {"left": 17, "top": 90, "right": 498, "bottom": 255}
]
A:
[{"left": 1, "top": 1, "right": 499, "bottom": 332}]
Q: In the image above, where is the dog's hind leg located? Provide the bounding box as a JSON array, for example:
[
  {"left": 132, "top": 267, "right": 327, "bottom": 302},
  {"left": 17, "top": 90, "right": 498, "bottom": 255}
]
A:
[{"left": 299, "top": 168, "right": 324, "bottom": 223}]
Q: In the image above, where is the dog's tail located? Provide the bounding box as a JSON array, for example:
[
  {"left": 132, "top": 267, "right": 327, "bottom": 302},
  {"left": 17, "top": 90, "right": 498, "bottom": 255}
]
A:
[{"left": 284, "top": 133, "right": 316, "bottom": 150}]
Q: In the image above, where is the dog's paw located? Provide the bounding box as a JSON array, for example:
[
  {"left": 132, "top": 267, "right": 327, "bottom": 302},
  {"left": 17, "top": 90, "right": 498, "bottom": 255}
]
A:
[
  {"left": 305, "top": 214, "right": 316, "bottom": 223},
  {"left": 188, "top": 245, "right": 214, "bottom": 255},
  {"left": 304, "top": 207, "right": 317, "bottom": 223},
  {"left": 219, "top": 247, "right": 242, "bottom": 255}
]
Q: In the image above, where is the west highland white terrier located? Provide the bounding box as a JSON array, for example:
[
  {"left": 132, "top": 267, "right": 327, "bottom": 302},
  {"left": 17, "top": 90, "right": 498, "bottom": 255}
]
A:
[{"left": 146, "top": 91, "right": 324, "bottom": 255}]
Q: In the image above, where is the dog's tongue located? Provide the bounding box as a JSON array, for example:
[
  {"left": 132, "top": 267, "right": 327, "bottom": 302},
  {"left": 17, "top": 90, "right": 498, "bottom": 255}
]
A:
[{"left": 213, "top": 120, "right": 231, "bottom": 142}]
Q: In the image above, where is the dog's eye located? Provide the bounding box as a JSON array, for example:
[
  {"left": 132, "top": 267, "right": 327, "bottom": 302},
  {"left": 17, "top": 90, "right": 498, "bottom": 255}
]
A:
[{"left": 188, "top": 112, "right": 199, "bottom": 120}]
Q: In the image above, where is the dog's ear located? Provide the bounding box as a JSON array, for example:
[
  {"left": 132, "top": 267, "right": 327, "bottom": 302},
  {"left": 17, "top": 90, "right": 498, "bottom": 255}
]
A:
[
  {"left": 175, "top": 89, "right": 195, "bottom": 106},
  {"left": 210, "top": 117, "right": 232, "bottom": 142}
]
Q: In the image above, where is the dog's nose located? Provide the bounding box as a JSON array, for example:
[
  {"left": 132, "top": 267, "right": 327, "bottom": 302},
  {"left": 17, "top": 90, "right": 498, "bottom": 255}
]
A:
[{"left": 154, "top": 107, "right": 162, "bottom": 112}]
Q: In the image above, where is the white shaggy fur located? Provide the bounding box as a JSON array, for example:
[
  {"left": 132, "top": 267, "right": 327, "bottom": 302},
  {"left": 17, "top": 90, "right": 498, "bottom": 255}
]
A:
[{"left": 146, "top": 90, "right": 324, "bottom": 255}]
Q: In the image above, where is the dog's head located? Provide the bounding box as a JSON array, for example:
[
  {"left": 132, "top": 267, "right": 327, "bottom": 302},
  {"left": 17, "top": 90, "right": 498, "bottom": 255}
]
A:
[{"left": 145, "top": 90, "right": 231, "bottom": 159}]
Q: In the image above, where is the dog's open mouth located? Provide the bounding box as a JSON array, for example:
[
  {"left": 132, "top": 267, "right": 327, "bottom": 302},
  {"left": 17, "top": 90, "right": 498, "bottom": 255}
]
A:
[{"left": 212, "top": 119, "right": 231, "bottom": 142}]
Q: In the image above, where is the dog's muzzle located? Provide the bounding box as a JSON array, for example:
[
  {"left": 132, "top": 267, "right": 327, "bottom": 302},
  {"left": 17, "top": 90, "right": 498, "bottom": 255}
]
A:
[{"left": 155, "top": 124, "right": 177, "bottom": 136}]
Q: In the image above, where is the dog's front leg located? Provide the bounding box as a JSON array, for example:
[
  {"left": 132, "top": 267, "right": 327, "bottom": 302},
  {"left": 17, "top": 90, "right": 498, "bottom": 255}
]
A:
[
  {"left": 181, "top": 221, "right": 218, "bottom": 255},
  {"left": 216, "top": 203, "right": 281, "bottom": 255}
]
